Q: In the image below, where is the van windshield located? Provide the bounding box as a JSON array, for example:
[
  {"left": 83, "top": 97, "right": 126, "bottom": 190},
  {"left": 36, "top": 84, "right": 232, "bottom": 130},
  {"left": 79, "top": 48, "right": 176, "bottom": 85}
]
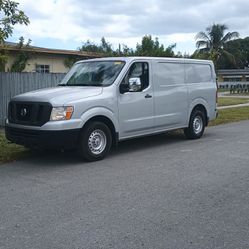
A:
[{"left": 60, "top": 61, "right": 125, "bottom": 86}]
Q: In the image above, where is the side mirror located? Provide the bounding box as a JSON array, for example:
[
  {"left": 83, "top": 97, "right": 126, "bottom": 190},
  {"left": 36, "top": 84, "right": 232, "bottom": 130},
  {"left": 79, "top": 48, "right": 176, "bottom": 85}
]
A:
[{"left": 128, "top": 77, "right": 142, "bottom": 92}]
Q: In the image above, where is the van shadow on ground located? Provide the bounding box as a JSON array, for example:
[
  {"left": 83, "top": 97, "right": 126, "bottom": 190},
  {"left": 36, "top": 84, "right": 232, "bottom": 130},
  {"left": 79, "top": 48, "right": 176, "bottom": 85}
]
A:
[{"left": 17, "top": 130, "right": 213, "bottom": 167}]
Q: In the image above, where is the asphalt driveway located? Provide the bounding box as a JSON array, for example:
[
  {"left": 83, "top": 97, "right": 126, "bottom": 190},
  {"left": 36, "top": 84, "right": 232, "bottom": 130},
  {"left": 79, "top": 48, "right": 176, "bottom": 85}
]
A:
[{"left": 1, "top": 121, "right": 249, "bottom": 249}]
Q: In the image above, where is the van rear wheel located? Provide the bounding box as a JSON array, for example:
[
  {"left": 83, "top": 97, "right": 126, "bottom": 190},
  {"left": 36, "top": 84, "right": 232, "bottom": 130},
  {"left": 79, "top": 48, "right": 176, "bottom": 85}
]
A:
[
  {"left": 184, "top": 109, "right": 206, "bottom": 139},
  {"left": 78, "top": 121, "right": 112, "bottom": 161}
]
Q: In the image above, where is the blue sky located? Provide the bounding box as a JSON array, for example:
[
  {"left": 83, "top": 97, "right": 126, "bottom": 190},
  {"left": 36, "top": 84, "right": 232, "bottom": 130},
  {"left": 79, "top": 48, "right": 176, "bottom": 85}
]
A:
[{"left": 8, "top": 0, "right": 249, "bottom": 54}]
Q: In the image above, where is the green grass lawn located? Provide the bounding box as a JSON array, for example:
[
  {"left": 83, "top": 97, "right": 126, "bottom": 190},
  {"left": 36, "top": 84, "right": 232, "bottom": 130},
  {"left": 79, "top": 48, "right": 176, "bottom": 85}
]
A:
[
  {"left": 0, "top": 132, "right": 29, "bottom": 164},
  {"left": 218, "top": 97, "right": 249, "bottom": 107},
  {"left": 209, "top": 106, "right": 249, "bottom": 126},
  {"left": 218, "top": 88, "right": 229, "bottom": 93}
]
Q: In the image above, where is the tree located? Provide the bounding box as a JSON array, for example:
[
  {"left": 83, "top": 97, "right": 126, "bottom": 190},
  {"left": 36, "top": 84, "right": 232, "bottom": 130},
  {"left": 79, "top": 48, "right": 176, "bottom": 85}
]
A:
[
  {"left": 0, "top": 0, "right": 29, "bottom": 71},
  {"left": 64, "top": 56, "right": 79, "bottom": 69},
  {"left": 80, "top": 40, "right": 102, "bottom": 53},
  {"left": 100, "top": 37, "right": 113, "bottom": 54},
  {"left": 80, "top": 37, "right": 114, "bottom": 56},
  {"left": 194, "top": 24, "right": 239, "bottom": 69},
  {"left": 10, "top": 36, "right": 31, "bottom": 72},
  {"left": 218, "top": 37, "right": 249, "bottom": 69},
  {"left": 0, "top": 0, "right": 29, "bottom": 43},
  {"left": 0, "top": 50, "right": 7, "bottom": 71},
  {"left": 119, "top": 44, "right": 135, "bottom": 56},
  {"left": 135, "top": 35, "right": 175, "bottom": 57},
  {"left": 79, "top": 35, "right": 176, "bottom": 59}
]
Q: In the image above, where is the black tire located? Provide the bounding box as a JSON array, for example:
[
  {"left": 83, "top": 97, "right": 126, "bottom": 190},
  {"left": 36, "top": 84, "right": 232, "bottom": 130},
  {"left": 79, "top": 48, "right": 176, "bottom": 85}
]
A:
[
  {"left": 184, "top": 109, "right": 206, "bottom": 139},
  {"left": 78, "top": 121, "right": 112, "bottom": 161}
]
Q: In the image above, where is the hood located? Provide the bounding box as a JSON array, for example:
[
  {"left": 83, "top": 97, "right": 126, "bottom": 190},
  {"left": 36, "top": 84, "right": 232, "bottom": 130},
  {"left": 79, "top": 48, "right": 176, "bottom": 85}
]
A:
[{"left": 12, "top": 86, "right": 103, "bottom": 105}]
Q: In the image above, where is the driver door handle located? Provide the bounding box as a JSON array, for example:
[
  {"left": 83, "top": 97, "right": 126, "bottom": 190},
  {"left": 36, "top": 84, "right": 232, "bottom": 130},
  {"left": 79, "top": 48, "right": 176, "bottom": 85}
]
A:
[{"left": 145, "top": 94, "right": 152, "bottom": 98}]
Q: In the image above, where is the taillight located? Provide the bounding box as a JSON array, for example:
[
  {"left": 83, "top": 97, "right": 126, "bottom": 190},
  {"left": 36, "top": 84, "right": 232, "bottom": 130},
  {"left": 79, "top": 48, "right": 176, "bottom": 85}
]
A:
[{"left": 216, "top": 78, "right": 218, "bottom": 103}]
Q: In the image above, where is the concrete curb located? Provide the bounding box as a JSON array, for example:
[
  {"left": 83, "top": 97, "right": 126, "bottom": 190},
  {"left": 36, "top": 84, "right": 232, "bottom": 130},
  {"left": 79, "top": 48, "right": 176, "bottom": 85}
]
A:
[
  {"left": 218, "top": 93, "right": 249, "bottom": 99},
  {"left": 218, "top": 103, "right": 249, "bottom": 110}
]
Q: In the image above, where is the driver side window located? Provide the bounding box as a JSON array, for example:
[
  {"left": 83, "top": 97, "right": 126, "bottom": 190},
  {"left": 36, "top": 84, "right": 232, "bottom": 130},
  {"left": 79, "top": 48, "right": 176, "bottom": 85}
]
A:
[{"left": 122, "top": 62, "right": 149, "bottom": 91}]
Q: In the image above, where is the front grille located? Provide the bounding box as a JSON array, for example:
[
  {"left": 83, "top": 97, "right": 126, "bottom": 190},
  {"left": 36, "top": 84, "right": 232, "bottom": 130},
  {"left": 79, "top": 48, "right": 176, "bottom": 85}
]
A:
[{"left": 8, "top": 101, "right": 52, "bottom": 126}]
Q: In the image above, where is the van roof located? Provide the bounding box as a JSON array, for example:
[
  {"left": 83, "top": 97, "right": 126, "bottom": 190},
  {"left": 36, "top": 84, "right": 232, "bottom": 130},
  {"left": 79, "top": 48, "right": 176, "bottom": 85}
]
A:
[{"left": 76, "top": 57, "right": 213, "bottom": 65}]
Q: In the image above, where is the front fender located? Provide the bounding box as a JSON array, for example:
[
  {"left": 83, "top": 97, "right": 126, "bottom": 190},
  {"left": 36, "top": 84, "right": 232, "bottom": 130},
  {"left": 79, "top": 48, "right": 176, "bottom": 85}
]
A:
[{"left": 79, "top": 107, "right": 119, "bottom": 132}]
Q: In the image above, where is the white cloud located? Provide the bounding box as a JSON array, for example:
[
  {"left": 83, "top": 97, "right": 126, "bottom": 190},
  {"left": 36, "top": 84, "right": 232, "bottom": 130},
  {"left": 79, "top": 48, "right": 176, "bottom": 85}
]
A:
[
  {"left": 16, "top": 0, "right": 89, "bottom": 41},
  {"left": 9, "top": 0, "right": 249, "bottom": 53},
  {"left": 165, "top": 33, "right": 196, "bottom": 43}
]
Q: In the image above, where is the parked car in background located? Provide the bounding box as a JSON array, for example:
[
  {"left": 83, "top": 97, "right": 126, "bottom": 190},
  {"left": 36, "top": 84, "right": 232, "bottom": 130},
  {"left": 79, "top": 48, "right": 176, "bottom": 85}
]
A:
[{"left": 5, "top": 57, "right": 217, "bottom": 161}]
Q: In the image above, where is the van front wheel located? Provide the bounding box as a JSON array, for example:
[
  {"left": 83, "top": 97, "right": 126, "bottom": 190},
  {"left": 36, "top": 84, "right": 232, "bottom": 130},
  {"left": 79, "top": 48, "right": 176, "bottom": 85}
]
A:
[
  {"left": 78, "top": 121, "right": 112, "bottom": 161},
  {"left": 184, "top": 109, "right": 206, "bottom": 139}
]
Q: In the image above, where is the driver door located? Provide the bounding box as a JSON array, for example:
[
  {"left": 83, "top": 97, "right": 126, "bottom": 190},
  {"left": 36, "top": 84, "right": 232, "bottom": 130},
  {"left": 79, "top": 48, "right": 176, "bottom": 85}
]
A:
[{"left": 118, "top": 61, "right": 154, "bottom": 139}]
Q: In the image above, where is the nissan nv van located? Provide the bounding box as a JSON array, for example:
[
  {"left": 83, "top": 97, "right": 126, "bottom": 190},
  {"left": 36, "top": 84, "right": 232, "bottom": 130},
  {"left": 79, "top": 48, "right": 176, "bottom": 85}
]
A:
[{"left": 5, "top": 57, "right": 217, "bottom": 161}]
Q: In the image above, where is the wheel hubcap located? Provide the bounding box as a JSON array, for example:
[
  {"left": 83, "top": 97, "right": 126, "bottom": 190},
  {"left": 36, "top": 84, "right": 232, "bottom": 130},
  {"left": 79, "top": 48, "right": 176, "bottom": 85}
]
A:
[
  {"left": 193, "top": 116, "right": 203, "bottom": 134},
  {"left": 88, "top": 129, "right": 107, "bottom": 155}
]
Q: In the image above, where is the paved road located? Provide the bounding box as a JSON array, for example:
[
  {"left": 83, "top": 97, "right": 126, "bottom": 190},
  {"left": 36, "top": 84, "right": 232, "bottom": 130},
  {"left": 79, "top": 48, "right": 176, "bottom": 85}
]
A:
[{"left": 1, "top": 121, "right": 249, "bottom": 249}]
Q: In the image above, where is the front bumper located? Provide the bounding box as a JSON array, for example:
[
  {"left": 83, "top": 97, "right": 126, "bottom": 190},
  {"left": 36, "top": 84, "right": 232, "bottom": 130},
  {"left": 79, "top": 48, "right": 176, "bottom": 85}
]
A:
[{"left": 5, "top": 126, "right": 81, "bottom": 149}]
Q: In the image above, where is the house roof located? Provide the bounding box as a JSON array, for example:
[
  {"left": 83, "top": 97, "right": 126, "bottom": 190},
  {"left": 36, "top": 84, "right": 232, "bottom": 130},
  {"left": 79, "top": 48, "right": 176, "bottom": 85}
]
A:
[{"left": 1, "top": 42, "right": 102, "bottom": 58}]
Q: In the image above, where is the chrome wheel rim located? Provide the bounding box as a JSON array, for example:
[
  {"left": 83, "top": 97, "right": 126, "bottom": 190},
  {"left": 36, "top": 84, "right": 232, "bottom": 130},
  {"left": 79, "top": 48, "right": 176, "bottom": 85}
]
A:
[
  {"left": 193, "top": 116, "right": 203, "bottom": 134},
  {"left": 88, "top": 129, "right": 107, "bottom": 155}
]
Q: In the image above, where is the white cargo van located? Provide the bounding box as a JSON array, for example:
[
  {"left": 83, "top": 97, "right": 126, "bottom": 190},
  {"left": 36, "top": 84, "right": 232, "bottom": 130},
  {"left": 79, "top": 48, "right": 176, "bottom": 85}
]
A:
[{"left": 5, "top": 57, "right": 217, "bottom": 161}]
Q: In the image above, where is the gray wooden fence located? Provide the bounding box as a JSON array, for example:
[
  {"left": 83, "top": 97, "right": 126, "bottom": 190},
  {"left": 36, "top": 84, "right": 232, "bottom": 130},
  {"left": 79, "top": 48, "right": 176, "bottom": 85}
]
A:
[{"left": 0, "top": 72, "right": 66, "bottom": 126}]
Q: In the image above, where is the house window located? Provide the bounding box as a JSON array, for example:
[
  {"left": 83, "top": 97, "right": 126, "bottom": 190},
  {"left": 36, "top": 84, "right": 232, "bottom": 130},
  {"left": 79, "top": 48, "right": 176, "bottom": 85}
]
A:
[{"left": 36, "top": 64, "right": 50, "bottom": 73}]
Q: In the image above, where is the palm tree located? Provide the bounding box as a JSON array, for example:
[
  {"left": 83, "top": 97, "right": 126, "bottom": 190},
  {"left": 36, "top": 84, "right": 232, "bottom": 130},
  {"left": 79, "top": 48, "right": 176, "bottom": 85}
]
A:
[{"left": 195, "top": 24, "right": 239, "bottom": 69}]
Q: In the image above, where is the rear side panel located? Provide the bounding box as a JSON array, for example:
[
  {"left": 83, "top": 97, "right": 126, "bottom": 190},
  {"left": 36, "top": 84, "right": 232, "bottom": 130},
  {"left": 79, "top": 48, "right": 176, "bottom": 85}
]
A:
[{"left": 185, "top": 62, "right": 217, "bottom": 122}]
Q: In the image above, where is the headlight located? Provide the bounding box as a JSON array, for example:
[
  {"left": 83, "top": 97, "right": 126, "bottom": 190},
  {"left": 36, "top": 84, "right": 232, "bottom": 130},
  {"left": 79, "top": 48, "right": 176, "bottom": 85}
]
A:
[{"left": 50, "top": 106, "right": 74, "bottom": 121}]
